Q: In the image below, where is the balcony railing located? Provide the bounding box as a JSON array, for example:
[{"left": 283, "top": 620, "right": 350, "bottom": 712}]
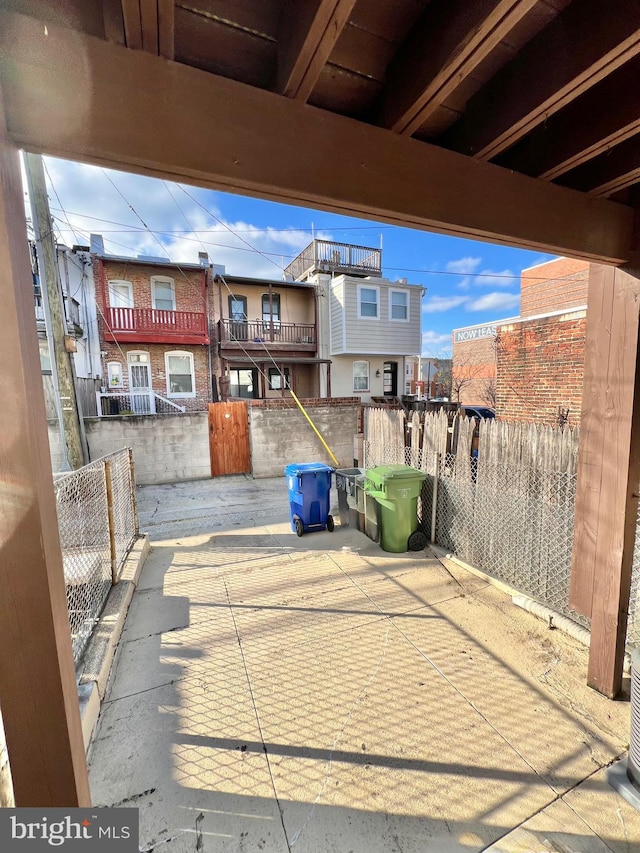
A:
[
  {"left": 219, "top": 318, "right": 315, "bottom": 346},
  {"left": 106, "top": 307, "right": 208, "bottom": 341},
  {"left": 284, "top": 239, "right": 382, "bottom": 281}
]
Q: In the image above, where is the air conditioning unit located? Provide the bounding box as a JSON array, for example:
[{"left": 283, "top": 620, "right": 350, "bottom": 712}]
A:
[{"left": 606, "top": 647, "right": 640, "bottom": 809}]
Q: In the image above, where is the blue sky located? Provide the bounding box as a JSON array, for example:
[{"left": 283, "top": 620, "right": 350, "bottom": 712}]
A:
[{"left": 33, "top": 157, "right": 557, "bottom": 356}]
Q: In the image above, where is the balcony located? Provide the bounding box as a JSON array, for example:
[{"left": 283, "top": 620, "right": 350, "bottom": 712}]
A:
[
  {"left": 218, "top": 318, "right": 315, "bottom": 350},
  {"left": 104, "top": 306, "right": 209, "bottom": 345},
  {"left": 284, "top": 239, "right": 382, "bottom": 281}
]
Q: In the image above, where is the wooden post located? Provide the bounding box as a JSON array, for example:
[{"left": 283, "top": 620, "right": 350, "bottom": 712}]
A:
[
  {"left": 431, "top": 452, "right": 440, "bottom": 543},
  {"left": 0, "top": 94, "right": 90, "bottom": 804},
  {"left": 24, "top": 152, "right": 84, "bottom": 469},
  {"left": 104, "top": 460, "right": 118, "bottom": 584},
  {"left": 128, "top": 447, "right": 140, "bottom": 535},
  {"left": 570, "top": 259, "right": 640, "bottom": 697}
]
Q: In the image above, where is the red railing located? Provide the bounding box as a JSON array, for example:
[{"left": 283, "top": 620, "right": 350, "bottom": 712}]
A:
[
  {"left": 219, "top": 318, "right": 315, "bottom": 345},
  {"left": 107, "top": 307, "right": 207, "bottom": 337}
]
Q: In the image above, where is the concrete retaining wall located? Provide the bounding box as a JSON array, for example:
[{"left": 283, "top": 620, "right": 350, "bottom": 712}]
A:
[
  {"left": 85, "top": 413, "right": 209, "bottom": 485},
  {"left": 249, "top": 399, "right": 359, "bottom": 478},
  {"left": 85, "top": 401, "right": 360, "bottom": 484}
]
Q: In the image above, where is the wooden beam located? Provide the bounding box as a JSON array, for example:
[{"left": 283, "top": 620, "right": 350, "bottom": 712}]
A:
[
  {"left": 377, "top": 0, "right": 539, "bottom": 136},
  {"left": 121, "top": 0, "right": 142, "bottom": 50},
  {"left": 140, "top": 0, "right": 158, "bottom": 54},
  {"left": 557, "top": 135, "right": 640, "bottom": 198},
  {"left": 496, "top": 58, "right": 640, "bottom": 180},
  {"left": 276, "top": 0, "right": 357, "bottom": 100},
  {"left": 0, "top": 9, "right": 634, "bottom": 263},
  {"left": 0, "top": 90, "right": 91, "bottom": 805},
  {"left": 157, "top": 0, "right": 174, "bottom": 60},
  {"left": 102, "top": 0, "right": 126, "bottom": 44},
  {"left": 570, "top": 260, "right": 640, "bottom": 697},
  {"left": 444, "top": 0, "right": 640, "bottom": 160}
]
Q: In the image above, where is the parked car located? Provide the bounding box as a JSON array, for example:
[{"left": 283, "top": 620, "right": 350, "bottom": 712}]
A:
[{"left": 460, "top": 406, "right": 495, "bottom": 420}]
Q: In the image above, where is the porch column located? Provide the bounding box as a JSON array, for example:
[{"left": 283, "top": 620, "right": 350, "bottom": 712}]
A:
[
  {"left": 570, "top": 258, "right": 640, "bottom": 697},
  {"left": 0, "top": 99, "right": 90, "bottom": 803}
]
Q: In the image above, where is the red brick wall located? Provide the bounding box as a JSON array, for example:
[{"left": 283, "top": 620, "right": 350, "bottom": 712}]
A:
[
  {"left": 452, "top": 336, "right": 497, "bottom": 406},
  {"left": 100, "top": 342, "right": 210, "bottom": 412},
  {"left": 520, "top": 257, "right": 588, "bottom": 318},
  {"left": 97, "top": 259, "right": 206, "bottom": 314},
  {"left": 496, "top": 311, "right": 586, "bottom": 426}
]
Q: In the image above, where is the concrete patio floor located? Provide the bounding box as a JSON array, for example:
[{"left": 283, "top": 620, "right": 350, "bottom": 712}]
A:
[{"left": 89, "top": 477, "right": 640, "bottom": 852}]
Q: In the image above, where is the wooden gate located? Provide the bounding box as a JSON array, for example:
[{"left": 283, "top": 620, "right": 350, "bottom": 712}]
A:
[{"left": 208, "top": 401, "right": 251, "bottom": 476}]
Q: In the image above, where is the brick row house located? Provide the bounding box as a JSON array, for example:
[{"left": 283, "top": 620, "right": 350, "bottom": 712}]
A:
[
  {"left": 91, "top": 235, "right": 422, "bottom": 411},
  {"left": 92, "top": 235, "right": 212, "bottom": 414}
]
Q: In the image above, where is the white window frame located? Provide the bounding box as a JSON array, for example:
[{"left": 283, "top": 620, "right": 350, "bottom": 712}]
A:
[
  {"left": 151, "top": 276, "right": 176, "bottom": 311},
  {"left": 357, "top": 284, "right": 380, "bottom": 320},
  {"left": 107, "top": 362, "right": 123, "bottom": 388},
  {"left": 389, "top": 288, "right": 410, "bottom": 322},
  {"left": 165, "top": 350, "right": 196, "bottom": 398},
  {"left": 108, "top": 279, "right": 133, "bottom": 309},
  {"left": 353, "top": 360, "right": 370, "bottom": 393}
]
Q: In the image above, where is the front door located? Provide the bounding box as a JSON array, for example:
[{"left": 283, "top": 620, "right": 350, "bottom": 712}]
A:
[
  {"left": 128, "top": 352, "right": 154, "bottom": 413},
  {"left": 209, "top": 401, "right": 251, "bottom": 476},
  {"left": 383, "top": 361, "right": 398, "bottom": 396}
]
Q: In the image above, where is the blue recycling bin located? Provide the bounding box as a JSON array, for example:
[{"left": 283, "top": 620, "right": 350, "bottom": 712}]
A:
[{"left": 284, "top": 462, "right": 335, "bottom": 536}]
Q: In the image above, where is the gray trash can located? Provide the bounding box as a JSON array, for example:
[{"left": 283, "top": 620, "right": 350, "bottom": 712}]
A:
[{"left": 335, "top": 468, "right": 365, "bottom": 527}]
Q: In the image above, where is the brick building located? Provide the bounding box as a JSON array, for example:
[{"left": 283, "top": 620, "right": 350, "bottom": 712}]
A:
[
  {"left": 496, "top": 257, "right": 588, "bottom": 426},
  {"left": 452, "top": 257, "right": 590, "bottom": 421},
  {"left": 451, "top": 321, "right": 508, "bottom": 406},
  {"left": 92, "top": 235, "right": 212, "bottom": 414}
]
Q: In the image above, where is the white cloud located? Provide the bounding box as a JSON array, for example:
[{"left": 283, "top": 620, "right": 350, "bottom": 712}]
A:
[
  {"left": 446, "top": 256, "right": 482, "bottom": 275},
  {"left": 475, "top": 269, "right": 517, "bottom": 288},
  {"left": 457, "top": 276, "right": 472, "bottom": 291},
  {"left": 422, "top": 295, "right": 469, "bottom": 313},
  {"left": 422, "top": 331, "right": 452, "bottom": 356},
  {"left": 467, "top": 292, "right": 520, "bottom": 312},
  {"left": 38, "top": 158, "right": 322, "bottom": 279}
]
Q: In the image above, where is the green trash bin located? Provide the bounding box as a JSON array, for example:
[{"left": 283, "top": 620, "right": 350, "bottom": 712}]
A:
[{"left": 364, "top": 465, "right": 428, "bottom": 553}]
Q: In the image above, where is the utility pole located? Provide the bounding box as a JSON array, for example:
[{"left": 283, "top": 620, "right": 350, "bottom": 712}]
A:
[{"left": 24, "top": 152, "right": 84, "bottom": 469}]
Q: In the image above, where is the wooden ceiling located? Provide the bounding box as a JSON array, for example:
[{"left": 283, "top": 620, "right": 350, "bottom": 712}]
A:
[{"left": 0, "top": 0, "right": 638, "bottom": 261}]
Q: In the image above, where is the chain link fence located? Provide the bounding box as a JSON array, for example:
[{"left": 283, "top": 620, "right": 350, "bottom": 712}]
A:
[
  {"left": 427, "top": 453, "right": 588, "bottom": 628},
  {"left": 54, "top": 448, "right": 138, "bottom": 664},
  {"left": 365, "top": 412, "right": 640, "bottom": 652},
  {"left": 364, "top": 439, "right": 590, "bottom": 630}
]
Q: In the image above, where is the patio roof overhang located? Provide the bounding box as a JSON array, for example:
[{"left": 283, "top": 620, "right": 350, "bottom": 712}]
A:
[{"left": 0, "top": 0, "right": 639, "bottom": 809}]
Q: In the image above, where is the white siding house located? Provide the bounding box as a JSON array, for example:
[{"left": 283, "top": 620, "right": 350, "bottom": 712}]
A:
[{"left": 284, "top": 240, "right": 423, "bottom": 401}]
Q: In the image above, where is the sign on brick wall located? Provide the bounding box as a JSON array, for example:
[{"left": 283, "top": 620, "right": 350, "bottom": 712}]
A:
[{"left": 453, "top": 325, "right": 497, "bottom": 343}]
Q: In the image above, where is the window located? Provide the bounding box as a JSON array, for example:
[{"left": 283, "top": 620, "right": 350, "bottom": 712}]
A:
[
  {"left": 389, "top": 289, "right": 409, "bottom": 321},
  {"left": 151, "top": 277, "right": 176, "bottom": 311},
  {"left": 107, "top": 362, "right": 123, "bottom": 387},
  {"left": 229, "top": 368, "right": 257, "bottom": 399},
  {"left": 358, "top": 285, "right": 379, "bottom": 319},
  {"left": 262, "top": 293, "right": 281, "bottom": 326},
  {"left": 108, "top": 280, "right": 133, "bottom": 309},
  {"left": 353, "top": 361, "right": 369, "bottom": 392},
  {"left": 165, "top": 351, "right": 195, "bottom": 397},
  {"left": 268, "top": 367, "right": 290, "bottom": 391},
  {"left": 228, "top": 295, "right": 247, "bottom": 322},
  {"left": 39, "top": 340, "right": 52, "bottom": 373}
]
